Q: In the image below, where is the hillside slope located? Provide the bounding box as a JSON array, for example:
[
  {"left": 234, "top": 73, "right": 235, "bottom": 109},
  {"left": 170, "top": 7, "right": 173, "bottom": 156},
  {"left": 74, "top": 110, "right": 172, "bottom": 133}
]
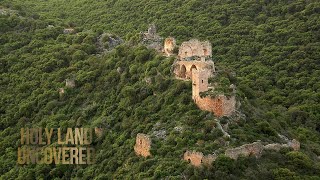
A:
[{"left": 0, "top": 0, "right": 320, "bottom": 179}]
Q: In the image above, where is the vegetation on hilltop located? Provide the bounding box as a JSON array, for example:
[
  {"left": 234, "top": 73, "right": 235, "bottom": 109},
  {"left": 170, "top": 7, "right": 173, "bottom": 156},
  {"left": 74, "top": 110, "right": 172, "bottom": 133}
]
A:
[{"left": 0, "top": 0, "right": 320, "bottom": 179}]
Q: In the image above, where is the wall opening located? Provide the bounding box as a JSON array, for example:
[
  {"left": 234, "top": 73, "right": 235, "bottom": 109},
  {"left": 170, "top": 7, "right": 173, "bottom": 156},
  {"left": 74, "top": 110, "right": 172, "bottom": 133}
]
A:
[
  {"left": 180, "top": 65, "right": 186, "bottom": 78},
  {"left": 203, "top": 49, "right": 208, "bottom": 56}
]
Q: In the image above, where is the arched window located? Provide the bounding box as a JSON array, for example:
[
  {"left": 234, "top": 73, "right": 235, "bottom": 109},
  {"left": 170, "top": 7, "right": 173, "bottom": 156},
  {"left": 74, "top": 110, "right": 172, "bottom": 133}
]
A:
[{"left": 180, "top": 65, "right": 187, "bottom": 78}]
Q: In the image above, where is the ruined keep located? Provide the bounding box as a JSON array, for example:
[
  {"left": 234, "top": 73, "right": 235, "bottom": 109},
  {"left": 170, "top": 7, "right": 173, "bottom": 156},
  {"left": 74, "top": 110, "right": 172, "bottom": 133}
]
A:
[{"left": 134, "top": 133, "right": 152, "bottom": 157}]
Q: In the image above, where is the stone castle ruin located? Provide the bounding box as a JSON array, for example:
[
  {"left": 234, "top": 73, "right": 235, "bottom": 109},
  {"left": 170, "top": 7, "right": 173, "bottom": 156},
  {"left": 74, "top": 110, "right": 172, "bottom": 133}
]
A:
[
  {"left": 173, "top": 39, "right": 236, "bottom": 117},
  {"left": 134, "top": 133, "right": 152, "bottom": 157},
  {"left": 134, "top": 28, "right": 300, "bottom": 167}
]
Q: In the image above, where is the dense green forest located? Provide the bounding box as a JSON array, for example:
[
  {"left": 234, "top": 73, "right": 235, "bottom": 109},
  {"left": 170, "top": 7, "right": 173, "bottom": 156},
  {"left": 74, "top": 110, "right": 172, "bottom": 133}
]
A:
[{"left": 0, "top": 0, "right": 320, "bottom": 179}]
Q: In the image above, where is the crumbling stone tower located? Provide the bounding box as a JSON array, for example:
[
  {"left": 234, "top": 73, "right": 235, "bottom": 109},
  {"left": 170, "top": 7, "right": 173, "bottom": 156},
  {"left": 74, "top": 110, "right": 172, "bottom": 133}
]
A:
[{"left": 192, "top": 69, "right": 209, "bottom": 99}]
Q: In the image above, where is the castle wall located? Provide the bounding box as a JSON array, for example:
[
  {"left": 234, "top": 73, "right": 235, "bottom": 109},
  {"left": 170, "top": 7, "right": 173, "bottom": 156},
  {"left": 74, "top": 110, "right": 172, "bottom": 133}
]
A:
[
  {"left": 178, "top": 39, "right": 212, "bottom": 59},
  {"left": 134, "top": 133, "right": 152, "bottom": 157},
  {"left": 225, "top": 142, "right": 264, "bottom": 160},
  {"left": 194, "top": 96, "right": 236, "bottom": 117}
]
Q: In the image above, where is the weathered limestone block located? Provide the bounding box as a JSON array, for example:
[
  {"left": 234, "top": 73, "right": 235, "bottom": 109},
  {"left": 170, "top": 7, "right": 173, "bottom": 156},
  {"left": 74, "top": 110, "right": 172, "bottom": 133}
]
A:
[
  {"left": 178, "top": 39, "right": 212, "bottom": 60},
  {"left": 65, "top": 79, "right": 75, "bottom": 88},
  {"left": 225, "top": 142, "right": 264, "bottom": 160},
  {"left": 164, "top": 37, "right": 176, "bottom": 56},
  {"left": 97, "top": 33, "right": 123, "bottom": 52},
  {"left": 183, "top": 150, "right": 204, "bottom": 167},
  {"left": 134, "top": 133, "right": 152, "bottom": 157}
]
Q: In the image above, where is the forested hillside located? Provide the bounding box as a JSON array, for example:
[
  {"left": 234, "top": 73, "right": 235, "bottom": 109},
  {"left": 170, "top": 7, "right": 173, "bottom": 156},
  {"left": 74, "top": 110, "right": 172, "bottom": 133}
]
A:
[{"left": 0, "top": 0, "right": 320, "bottom": 179}]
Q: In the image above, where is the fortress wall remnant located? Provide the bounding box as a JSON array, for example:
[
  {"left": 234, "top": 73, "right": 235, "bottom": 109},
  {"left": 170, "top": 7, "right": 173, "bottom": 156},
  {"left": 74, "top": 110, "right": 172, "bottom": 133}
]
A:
[
  {"left": 184, "top": 150, "right": 217, "bottom": 167},
  {"left": 225, "top": 142, "right": 264, "bottom": 160},
  {"left": 192, "top": 69, "right": 236, "bottom": 117},
  {"left": 264, "top": 139, "right": 300, "bottom": 151},
  {"left": 183, "top": 150, "right": 203, "bottom": 166},
  {"left": 195, "top": 96, "right": 224, "bottom": 117},
  {"left": 178, "top": 39, "right": 212, "bottom": 59},
  {"left": 134, "top": 133, "right": 152, "bottom": 157},
  {"left": 164, "top": 37, "right": 176, "bottom": 56}
]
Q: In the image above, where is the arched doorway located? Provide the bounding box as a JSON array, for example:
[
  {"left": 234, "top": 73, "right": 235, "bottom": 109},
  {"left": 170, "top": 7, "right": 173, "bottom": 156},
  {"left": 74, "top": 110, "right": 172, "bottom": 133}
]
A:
[
  {"left": 190, "top": 65, "right": 197, "bottom": 79},
  {"left": 180, "top": 65, "right": 186, "bottom": 78}
]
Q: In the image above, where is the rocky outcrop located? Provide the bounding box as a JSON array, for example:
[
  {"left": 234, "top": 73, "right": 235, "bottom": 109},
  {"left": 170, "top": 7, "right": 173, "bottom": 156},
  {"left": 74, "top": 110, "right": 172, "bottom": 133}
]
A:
[
  {"left": 134, "top": 133, "right": 152, "bottom": 157},
  {"left": 97, "top": 33, "right": 123, "bottom": 53},
  {"left": 141, "top": 24, "right": 163, "bottom": 52}
]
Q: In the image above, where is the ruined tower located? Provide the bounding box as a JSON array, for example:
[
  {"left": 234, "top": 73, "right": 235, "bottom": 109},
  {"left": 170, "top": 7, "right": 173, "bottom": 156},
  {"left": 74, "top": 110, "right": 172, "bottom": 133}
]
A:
[
  {"left": 192, "top": 69, "right": 209, "bottom": 99},
  {"left": 173, "top": 39, "right": 236, "bottom": 117}
]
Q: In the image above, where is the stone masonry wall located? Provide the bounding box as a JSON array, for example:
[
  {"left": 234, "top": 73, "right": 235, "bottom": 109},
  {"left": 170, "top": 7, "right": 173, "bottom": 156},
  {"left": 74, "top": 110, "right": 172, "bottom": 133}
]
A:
[
  {"left": 134, "top": 133, "right": 152, "bottom": 157},
  {"left": 194, "top": 95, "right": 236, "bottom": 117},
  {"left": 183, "top": 150, "right": 217, "bottom": 167},
  {"left": 178, "top": 39, "right": 212, "bottom": 59}
]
